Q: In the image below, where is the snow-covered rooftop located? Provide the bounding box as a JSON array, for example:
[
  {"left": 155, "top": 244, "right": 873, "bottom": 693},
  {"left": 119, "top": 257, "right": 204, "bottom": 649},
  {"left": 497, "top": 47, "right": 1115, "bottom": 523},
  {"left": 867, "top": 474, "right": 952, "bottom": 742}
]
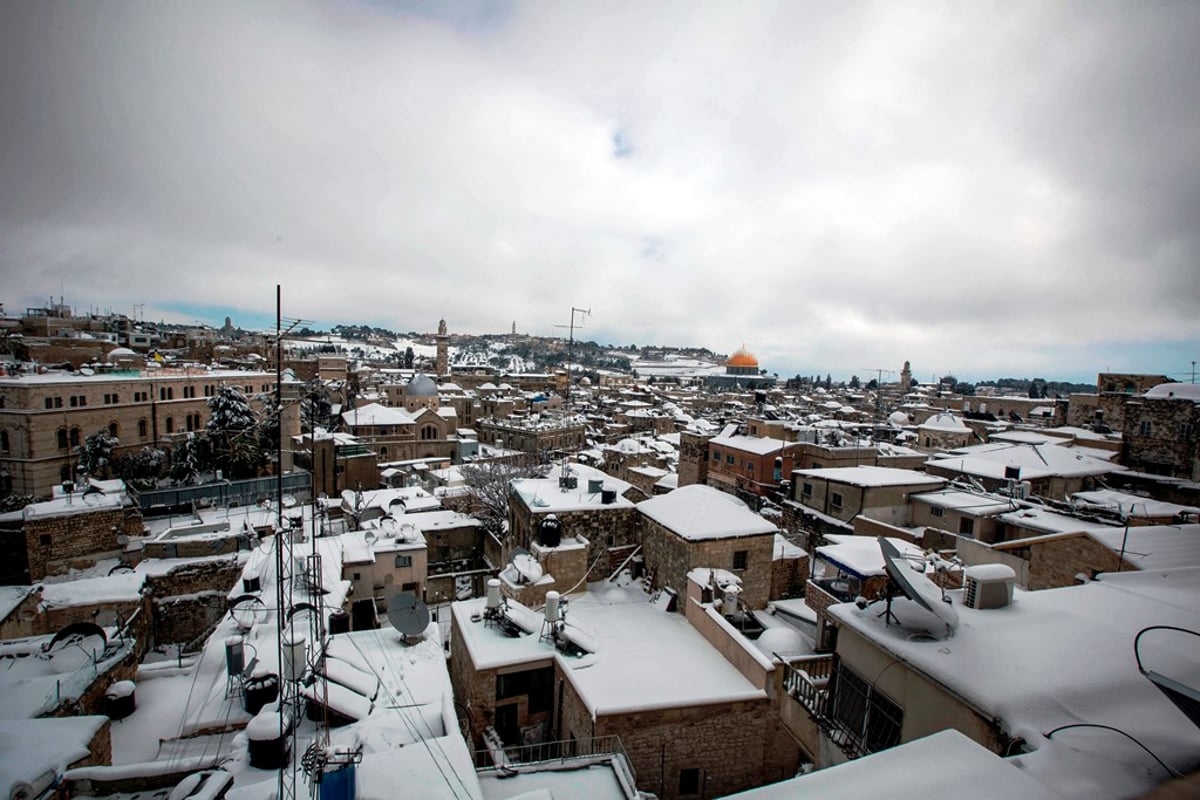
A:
[
  {"left": 815, "top": 534, "right": 924, "bottom": 578},
  {"left": 827, "top": 568, "right": 1200, "bottom": 799},
  {"left": 1071, "top": 489, "right": 1200, "bottom": 520},
  {"left": 792, "top": 466, "right": 945, "bottom": 488},
  {"left": 341, "top": 401, "right": 417, "bottom": 427},
  {"left": 1087, "top": 524, "right": 1200, "bottom": 570},
  {"left": 909, "top": 489, "right": 1019, "bottom": 516},
  {"left": 930, "top": 442, "right": 1122, "bottom": 479},
  {"left": 637, "top": 484, "right": 776, "bottom": 540}
]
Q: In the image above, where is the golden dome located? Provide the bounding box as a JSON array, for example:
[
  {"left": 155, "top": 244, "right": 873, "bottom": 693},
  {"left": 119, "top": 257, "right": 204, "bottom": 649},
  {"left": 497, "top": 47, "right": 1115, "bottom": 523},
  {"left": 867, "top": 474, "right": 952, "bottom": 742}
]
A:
[{"left": 727, "top": 348, "right": 759, "bottom": 368}]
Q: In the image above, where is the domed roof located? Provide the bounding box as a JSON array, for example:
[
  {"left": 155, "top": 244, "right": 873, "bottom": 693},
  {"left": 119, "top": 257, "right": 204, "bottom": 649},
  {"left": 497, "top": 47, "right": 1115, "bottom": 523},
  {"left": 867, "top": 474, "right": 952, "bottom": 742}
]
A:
[
  {"left": 406, "top": 373, "right": 438, "bottom": 397},
  {"left": 106, "top": 347, "right": 136, "bottom": 360},
  {"left": 755, "top": 627, "right": 809, "bottom": 659},
  {"left": 726, "top": 348, "right": 759, "bottom": 368}
]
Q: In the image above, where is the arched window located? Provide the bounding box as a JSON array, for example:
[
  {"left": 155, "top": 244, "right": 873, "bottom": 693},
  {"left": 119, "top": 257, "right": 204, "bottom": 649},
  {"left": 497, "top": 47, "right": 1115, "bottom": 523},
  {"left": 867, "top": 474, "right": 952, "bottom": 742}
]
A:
[
  {"left": 109, "top": 422, "right": 119, "bottom": 438},
  {"left": 186, "top": 414, "right": 195, "bottom": 432},
  {"left": 57, "top": 428, "right": 69, "bottom": 449},
  {"left": 69, "top": 427, "right": 80, "bottom": 447},
  {"left": 138, "top": 419, "right": 148, "bottom": 438},
  {"left": 379, "top": 446, "right": 388, "bottom": 459},
  {"left": 420, "top": 425, "right": 438, "bottom": 441},
  {"left": 165, "top": 417, "right": 175, "bottom": 434}
]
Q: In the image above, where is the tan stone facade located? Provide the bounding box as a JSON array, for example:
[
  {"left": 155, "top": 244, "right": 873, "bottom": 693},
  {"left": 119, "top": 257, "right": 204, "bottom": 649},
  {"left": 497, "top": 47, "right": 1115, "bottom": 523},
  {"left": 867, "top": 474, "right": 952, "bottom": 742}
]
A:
[
  {"left": 0, "top": 369, "right": 276, "bottom": 498},
  {"left": 677, "top": 431, "right": 712, "bottom": 488},
  {"left": 640, "top": 515, "right": 775, "bottom": 610}
]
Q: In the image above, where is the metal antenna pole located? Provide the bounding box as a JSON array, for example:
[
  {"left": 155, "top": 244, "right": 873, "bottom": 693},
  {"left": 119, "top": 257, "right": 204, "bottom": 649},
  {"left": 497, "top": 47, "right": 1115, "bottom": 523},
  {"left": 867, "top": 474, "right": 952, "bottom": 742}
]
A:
[{"left": 554, "top": 306, "right": 590, "bottom": 408}]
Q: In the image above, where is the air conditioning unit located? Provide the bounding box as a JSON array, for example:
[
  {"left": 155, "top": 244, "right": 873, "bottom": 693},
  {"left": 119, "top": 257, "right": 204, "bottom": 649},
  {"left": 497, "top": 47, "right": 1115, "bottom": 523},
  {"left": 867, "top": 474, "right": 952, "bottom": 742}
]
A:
[{"left": 963, "top": 564, "right": 1016, "bottom": 609}]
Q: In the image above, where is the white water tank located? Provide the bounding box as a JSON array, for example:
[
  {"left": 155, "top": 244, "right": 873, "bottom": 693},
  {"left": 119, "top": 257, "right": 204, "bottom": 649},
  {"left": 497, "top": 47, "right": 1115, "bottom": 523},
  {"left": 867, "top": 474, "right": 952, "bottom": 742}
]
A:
[
  {"left": 282, "top": 634, "right": 307, "bottom": 682},
  {"left": 544, "top": 591, "right": 560, "bottom": 623},
  {"left": 486, "top": 579, "right": 502, "bottom": 610}
]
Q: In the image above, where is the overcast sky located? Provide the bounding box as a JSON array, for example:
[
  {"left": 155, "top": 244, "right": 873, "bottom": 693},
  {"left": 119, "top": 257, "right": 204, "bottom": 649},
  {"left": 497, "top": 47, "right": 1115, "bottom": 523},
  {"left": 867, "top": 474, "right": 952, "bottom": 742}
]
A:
[{"left": 1, "top": 1, "right": 1198, "bottom": 383}]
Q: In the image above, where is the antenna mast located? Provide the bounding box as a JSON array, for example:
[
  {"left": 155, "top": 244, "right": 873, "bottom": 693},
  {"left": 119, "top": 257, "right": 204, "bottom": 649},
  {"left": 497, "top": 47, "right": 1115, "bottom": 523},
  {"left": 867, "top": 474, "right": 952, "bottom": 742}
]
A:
[{"left": 554, "top": 306, "right": 590, "bottom": 407}]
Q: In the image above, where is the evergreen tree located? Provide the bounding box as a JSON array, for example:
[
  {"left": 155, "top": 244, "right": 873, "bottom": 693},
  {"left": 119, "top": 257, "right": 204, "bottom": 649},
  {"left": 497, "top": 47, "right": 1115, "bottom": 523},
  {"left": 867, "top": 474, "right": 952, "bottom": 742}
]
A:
[
  {"left": 848, "top": 375, "right": 861, "bottom": 390},
  {"left": 170, "top": 434, "right": 202, "bottom": 485},
  {"left": 76, "top": 429, "right": 119, "bottom": 478},
  {"left": 404, "top": 346, "right": 415, "bottom": 369},
  {"left": 206, "top": 385, "right": 261, "bottom": 478}
]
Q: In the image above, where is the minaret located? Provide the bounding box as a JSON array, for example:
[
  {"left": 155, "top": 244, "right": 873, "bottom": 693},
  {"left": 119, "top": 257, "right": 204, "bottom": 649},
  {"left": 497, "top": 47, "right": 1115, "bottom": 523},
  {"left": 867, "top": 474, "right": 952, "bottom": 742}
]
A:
[
  {"left": 900, "top": 360, "right": 912, "bottom": 393},
  {"left": 436, "top": 319, "right": 449, "bottom": 377}
]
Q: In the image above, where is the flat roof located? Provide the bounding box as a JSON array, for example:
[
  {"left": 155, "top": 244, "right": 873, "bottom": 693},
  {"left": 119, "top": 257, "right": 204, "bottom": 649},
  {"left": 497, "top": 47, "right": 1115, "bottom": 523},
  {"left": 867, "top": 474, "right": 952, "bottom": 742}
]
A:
[
  {"left": 454, "top": 583, "right": 766, "bottom": 717},
  {"left": 792, "top": 466, "right": 945, "bottom": 488},
  {"left": 637, "top": 484, "right": 776, "bottom": 540},
  {"left": 828, "top": 568, "right": 1200, "bottom": 798}
]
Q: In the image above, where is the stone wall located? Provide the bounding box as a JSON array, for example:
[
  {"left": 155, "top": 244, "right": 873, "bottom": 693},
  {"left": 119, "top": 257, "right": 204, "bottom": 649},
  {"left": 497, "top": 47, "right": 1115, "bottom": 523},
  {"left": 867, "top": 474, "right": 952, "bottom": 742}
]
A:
[
  {"left": 639, "top": 516, "right": 774, "bottom": 610},
  {"left": 677, "top": 431, "right": 711, "bottom": 488},
  {"left": 769, "top": 553, "right": 808, "bottom": 601},
  {"left": 999, "top": 533, "right": 1126, "bottom": 590},
  {"left": 510, "top": 502, "right": 640, "bottom": 582},
  {"left": 23, "top": 506, "right": 142, "bottom": 581},
  {"left": 153, "top": 592, "right": 226, "bottom": 645},
  {"left": 560, "top": 680, "right": 797, "bottom": 800},
  {"left": 1122, "top": 396, "right": 1200, "bottom": 480}
]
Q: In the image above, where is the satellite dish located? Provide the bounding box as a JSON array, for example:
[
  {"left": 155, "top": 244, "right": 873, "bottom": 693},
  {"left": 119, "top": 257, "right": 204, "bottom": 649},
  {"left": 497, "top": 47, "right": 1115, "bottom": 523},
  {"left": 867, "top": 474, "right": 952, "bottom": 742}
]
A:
[
  {"left": 229, "top": 594, "right": 267, "bottom": 630},
  {"left": 510, "top": 549, "right": 543, "bottom": 584},
  {"left": 282, "top": 495, "right": 296, "bottom": 508},
  {"left": 47, "top": 622, "right": 107, "bottom": 673},
  {"left": 878, "top": 537, "right": 959, "bottom": 632},
  {"left": 79, "top": 367, "right": 94, "bottom": 376},
  {"left": 387, "top": 593, "right": 430, "bottom": 640}
]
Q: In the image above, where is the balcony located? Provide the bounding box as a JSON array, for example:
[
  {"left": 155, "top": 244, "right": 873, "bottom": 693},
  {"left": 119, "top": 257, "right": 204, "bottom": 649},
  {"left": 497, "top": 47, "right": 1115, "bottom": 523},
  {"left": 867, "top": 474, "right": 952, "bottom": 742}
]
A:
[
  {"left": 809, "top": 575, "right": 861, "bottom": 604},
  {"left": 782, "top": 653, "right": 832, "bottom": 717},
  {"left": 474, "top": 732, "right": 638, "bottom": 796}
]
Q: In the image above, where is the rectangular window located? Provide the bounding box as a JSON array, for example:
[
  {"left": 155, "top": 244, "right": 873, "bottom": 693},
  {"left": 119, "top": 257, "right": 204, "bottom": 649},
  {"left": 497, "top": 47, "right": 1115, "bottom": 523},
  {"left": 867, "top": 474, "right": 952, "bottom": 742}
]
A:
[
  {"left": 930, "top": 506, "right": 944, "bottom": 518},
  {"left": 69, "top": 396, "right": 78, "bottom": 407},
  {"left": 733, "top": 550, "right": 748, "bottom": 570},
  {"left": 726, "top": 455, "right": 734, "bottom": 465},
  {"left": 352, "top": 572, "right": 361, "bottom": 581},
  {"left": 1179, "top": 423, "right": 1194, "bottom": 441},
  {"left": 78, "top": 395, "right": 86, "bottom": 406},
  {"left": 1139, "top": 419, "right": 1153, "bottom": 437},
  {"left": 679, "top": 768, "right": 700, "bottom": 796},
  {"left": 831, "top": 492, "right": 844, "bottom": 510},
  {"left": 712, "top": 450, "right": 720, "bottom": 462},
  {"left": 802, "top": 482, "right": 813, "bottom": 497},
  {"left": 40, "top": 534, "right": 52, "bottom": 547},
  {"left": 394, "top": 555, "right": 413, "bottom": 568},
  {"left": 44, "top": 397, "right": 53, "bottom": 409},
  {"left": 959, "top": 517, "right": 975, "bottom": 536}
]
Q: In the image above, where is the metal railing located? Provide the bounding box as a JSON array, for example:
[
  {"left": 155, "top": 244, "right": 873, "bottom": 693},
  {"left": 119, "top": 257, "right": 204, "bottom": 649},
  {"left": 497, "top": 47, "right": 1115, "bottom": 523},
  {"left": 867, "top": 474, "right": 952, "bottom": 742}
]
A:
[
  {"left": 473, "top": 733, "right": 635, "bottom": 784},
  {"left": 782, "top": 653, "right": 833, "bottom": 716},
  {"left": 132, "top": 470, "right": 311, "bottom": 510}
]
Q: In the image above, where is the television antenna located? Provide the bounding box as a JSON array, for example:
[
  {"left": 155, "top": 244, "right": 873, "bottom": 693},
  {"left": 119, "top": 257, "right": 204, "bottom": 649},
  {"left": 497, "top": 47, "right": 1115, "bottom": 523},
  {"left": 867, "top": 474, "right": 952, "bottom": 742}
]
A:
[{"left": 554, "top": 306, "right": 590, "bottom": 406}]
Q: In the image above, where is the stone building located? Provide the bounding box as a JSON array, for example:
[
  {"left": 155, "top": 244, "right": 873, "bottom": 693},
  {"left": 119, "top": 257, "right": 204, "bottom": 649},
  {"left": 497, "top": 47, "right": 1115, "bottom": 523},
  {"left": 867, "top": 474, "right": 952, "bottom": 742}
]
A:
[
  {"left": 339, "top": 401, "right": 457, "bottom": 464},
  {"left": 706, "top": 425, "right": 798, "bottom": 498},
  {"left": 677, "top": 430, "right": 713, "bottom": 487},
  {"left": 917, "top": 412, "right": 973, "bottom": 450},
  {"left": 507, "top": 466, "right": 640, "bottom": 577},
  {"left": 450, "top": 581, "right": 799, "bottom": 799},
  {"left": 0, "top": 367, "right": 277, "bottom": 498},
  {"left": 638, "top": 484, "right": 778, "bottom": 610},
  {"left": 1120, "top": 383, "right": 1200, "bottom": 480},
  {"left": 477, "top": 417, "right": 586, "bottom": 457},
  {"left": 3, "top": 488, "right": 143, "bottom": 582},
  {"left": 792, "top": 466, "right": 945, "bottom": 527}
]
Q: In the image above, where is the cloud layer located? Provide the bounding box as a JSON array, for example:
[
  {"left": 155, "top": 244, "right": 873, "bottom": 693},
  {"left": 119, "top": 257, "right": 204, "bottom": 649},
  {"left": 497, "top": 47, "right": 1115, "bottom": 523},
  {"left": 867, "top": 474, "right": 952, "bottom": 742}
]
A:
[{"left": 1, "top": 1, "right": 1197, "bottom": 381}]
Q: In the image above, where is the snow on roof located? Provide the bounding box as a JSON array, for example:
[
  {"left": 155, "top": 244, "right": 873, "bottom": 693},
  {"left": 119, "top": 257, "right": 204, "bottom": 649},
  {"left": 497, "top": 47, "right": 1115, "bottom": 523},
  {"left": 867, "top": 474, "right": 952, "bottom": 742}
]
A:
[
  {"left": 930, "top": 442, "right": 1121, "bottom": 479},
  {"left": 998, "top": 507, "right": 1119, "bottom": 536},
  {"left": 637, "top": 484, "right": 776, "bottom": 540},
  {"left": 792, "top": 466, "right": 945, "bottom": 488},
  {"left": 919, "top": 412, "right": 971, "bottom": 432},
  {"left": 772, "top": 534, "right": 806, "bottom": 560},
  {"left": 724, "top": 729, "right": 1060, "bottom": 799},
  {"left": 23, "top": 491, "right": 125, "bottom": 520},
  {"left": 815, "top": 534, "right": 924, "bottom": 578},
  {"left": 40, "top": 571, "right": 146, "bottom": 607},
  {"left": 1071, "top": 489, "right": 1200, "bottom": 519},
  {"left": 1144, "top": 382, "right": 1200, "bottom": 402},
  {"left": 654, "top": 473, "right": 679, "bottom": 490},
  {"left": 710, "top": 429, "right": 791, "bottom": 455},
  {"left": 0, "top": 716, "right": 110, "bottom": 796},
  {"left": 909, "top": 489, "right": 1019, "bottom": 516},
  {"left": 0, "top": 585, "right": 35, "bottom": 622},
  {"left": 1087, "top": 524, "right": 1200, "bottom": 570},
  {"left": 341, "top": 402, "right": 416, "bottom": 427},
  {"left": 828, "top": 568, "right": 1200, "bottom": 799},
  {"left": 454, "top": 584, "right": 767, "bottom": 717},
  {"left": 512, "top": 467, "right": 635, "bottom": 514},
  {"left": 627, "top": 465, "right": 669, "bottom": 479}
]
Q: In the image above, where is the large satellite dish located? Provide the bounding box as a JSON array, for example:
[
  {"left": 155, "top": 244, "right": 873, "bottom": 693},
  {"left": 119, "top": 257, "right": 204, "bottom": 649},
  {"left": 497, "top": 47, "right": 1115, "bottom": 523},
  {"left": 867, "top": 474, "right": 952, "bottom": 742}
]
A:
[
  {"left": 47, "top": 622, "right": 107, "bottom": 674},
  {"left": 229, "top": 594, "right": 268, "bottom": 630},
  {"left": 387, "top": 593, "right": 430, "bottom": 641},
  {"left": 510, "top": 548, "right": 543, "bottom": 585},
  {"left": 878, "top": 537, "right": 959, "bottom": 632}
]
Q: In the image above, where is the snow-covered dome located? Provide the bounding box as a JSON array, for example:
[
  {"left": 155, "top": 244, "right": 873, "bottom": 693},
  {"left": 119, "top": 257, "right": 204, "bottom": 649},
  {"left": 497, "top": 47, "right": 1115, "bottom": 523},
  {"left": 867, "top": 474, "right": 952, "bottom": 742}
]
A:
[
  {"left": 920, "top": 412, "right": 970, "bottom": 432},
  {"left": 888, "top": 410, "right": 911, "bottom": 426},
  {"left": 105, "top": 347, "right": 136, "bottom": 362},
  {"left": 755, "top": 627, "right": 809, "bottom": 659},
  {"left": 406, "top": 373, "right": 438, "bottom": 397}
]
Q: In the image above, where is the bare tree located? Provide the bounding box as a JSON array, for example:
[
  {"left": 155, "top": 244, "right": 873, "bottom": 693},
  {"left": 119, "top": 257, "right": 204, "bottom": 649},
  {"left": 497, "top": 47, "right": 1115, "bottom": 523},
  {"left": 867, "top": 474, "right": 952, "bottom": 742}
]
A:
[{"left": 458, "top": 459, "right": 538, "bottom": 537}]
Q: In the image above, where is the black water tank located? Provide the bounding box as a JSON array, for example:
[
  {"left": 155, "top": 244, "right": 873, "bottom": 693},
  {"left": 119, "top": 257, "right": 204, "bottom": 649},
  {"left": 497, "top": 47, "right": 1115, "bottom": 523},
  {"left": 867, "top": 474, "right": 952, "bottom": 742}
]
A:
[
  {"left": 244, "top": 673, "right": 280, "bottom": 715},
  {"left": 537, "top": 516, "right": 562, "bottom": 548},
  {"left": 328, "top": 609, "right": 351, "bottom": 635},
  {"left": 103, "top": 680, "right": 136, "bottom": 720},
  {"left": 601, "top": 488, "right": 617, "bottom": 505},
  {"left": 351, "top": 599, "right": 377, "bottom": 631},
  {"left": 247, "top": 711, "right": 290, "bottom": 770}
]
